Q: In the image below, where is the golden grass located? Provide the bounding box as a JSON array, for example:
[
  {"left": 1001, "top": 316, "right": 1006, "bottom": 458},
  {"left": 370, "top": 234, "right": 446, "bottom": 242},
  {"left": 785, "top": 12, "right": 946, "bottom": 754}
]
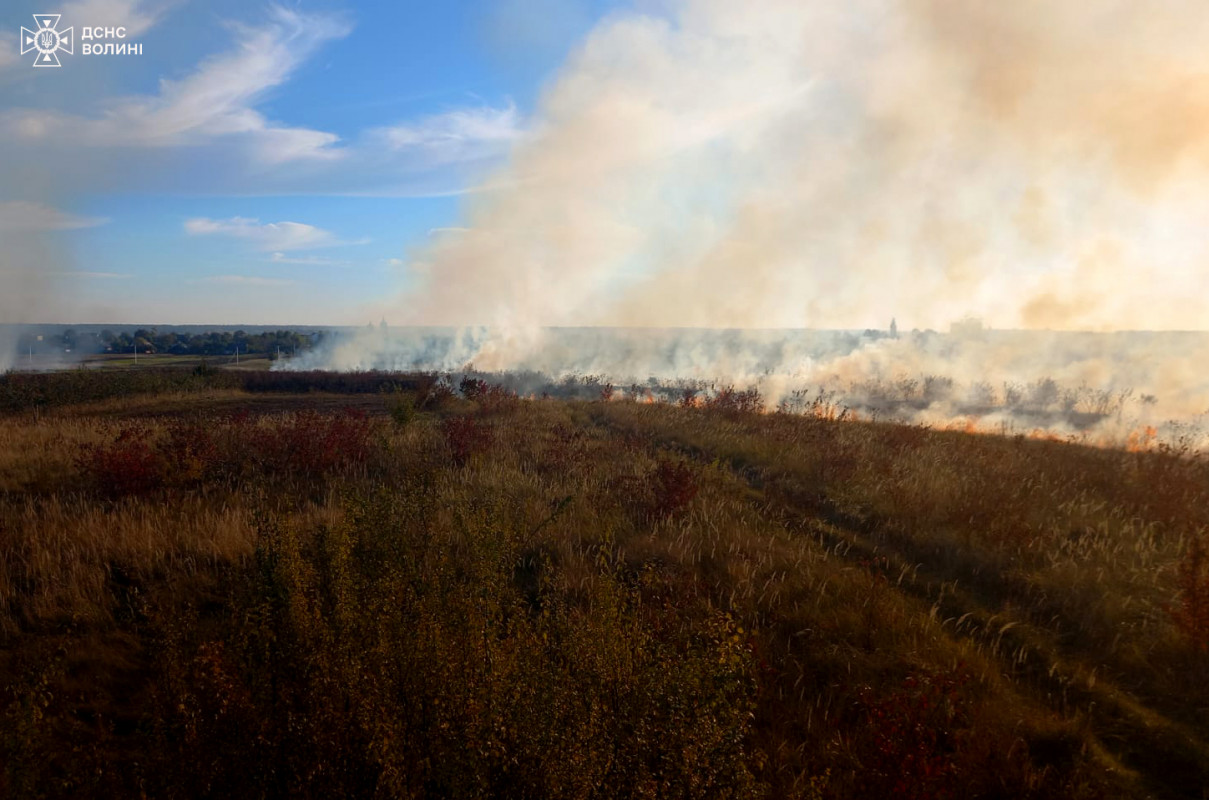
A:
[{"left": 1, "top": 389, "right": 1206, "bottom": 798}]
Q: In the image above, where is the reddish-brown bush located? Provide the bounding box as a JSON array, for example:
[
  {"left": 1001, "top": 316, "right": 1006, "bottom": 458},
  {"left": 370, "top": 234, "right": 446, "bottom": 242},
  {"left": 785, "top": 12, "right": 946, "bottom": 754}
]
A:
[
  {"left": 441, "top": 415, "right": 494, "bottom": 467},
  {"left": 705, "top": 386, "right": 764, "bottom": 415},
  {"left": 76, "top": 427, "right": 166, "bottom": 497},
  {"left": 648, "top": 458, "right": 699, "bottom": 521},
  {"left": 1171, "top": 534, "right": 1209, "bottom": 652},
  {"left": 159, "top": 422, "right": 221, "bottom": 487},
  {"left": 476, "top": 384, "right": 520, "bottom": 416},
  {"left": 855, "top": 669, "right": 971, "bottom": 799},
  {"left": 250, "top": 410, "right": 375, "bottom": 478}
]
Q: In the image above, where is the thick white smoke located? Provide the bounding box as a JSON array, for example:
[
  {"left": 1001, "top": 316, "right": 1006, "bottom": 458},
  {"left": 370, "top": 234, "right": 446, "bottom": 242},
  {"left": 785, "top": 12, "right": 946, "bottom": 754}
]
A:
[{"left": 297, "top": 0, "right": 1209, "bottom": 441}]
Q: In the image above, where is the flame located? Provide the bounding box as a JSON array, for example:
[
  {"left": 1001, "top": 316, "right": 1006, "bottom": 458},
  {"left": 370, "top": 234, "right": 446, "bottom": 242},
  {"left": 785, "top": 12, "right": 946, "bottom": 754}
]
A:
[{"left": 1125, "top": 425, "right": 1158, "bottom": 453}]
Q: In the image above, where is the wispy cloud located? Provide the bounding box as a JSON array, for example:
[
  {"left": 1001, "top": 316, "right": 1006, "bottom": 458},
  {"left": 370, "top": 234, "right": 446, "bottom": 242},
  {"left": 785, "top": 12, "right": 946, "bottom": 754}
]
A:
[
  {"left": 0, "top": 33, "right": 19, "bottom": 70},
  {"left": 0, "top": 202, "right": 108, "bottom": 231},
  {"left": 268, "top": 252, "right": 350, "bottom": 267},
  {"left": 193, "top": 275, "right": 294, "bottom": 287},
  {"left": 1, "top": 6, "right": 524, "bottom": 198},
  {"left": 374, "top": 103, "right": 523, "bottom": 166},
  {"left": 63, "top": 271, "right": 134, "bottom": 279},
  {"left": 61, "top": 0, "right": 172, "bottom": 39},
  {"left": 185, "top": 217, "right": 339, "bottom": 251},
  {"left": 3, "top": 7, "right": 350, "bottom": 163}
]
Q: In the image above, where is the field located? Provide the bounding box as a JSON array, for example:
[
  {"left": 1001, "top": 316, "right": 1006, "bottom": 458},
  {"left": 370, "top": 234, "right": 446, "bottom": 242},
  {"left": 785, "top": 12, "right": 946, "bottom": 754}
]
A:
[{"left": 1, "top": 370, "right": 1207, "bottom": 798}]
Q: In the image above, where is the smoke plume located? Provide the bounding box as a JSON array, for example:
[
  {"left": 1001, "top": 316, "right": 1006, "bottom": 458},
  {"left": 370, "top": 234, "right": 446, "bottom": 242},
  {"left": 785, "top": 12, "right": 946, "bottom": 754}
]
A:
[{"left": 294, "top": 0, "right": 1209, "bottom": 441}]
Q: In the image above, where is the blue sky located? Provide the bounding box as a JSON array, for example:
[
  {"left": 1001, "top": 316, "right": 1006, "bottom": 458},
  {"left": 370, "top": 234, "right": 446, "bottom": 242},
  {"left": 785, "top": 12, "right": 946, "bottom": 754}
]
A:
[
  {"left": 0, "top": 0, "right": 623, "bottom": 324},
  {"left": 6, "top": 0, "right": 1209, "bottom": 334}
]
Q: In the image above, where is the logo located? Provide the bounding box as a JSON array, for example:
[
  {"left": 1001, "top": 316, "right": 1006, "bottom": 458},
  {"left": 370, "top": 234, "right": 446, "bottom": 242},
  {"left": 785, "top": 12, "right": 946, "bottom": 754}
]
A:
[{"left": 21, "top": 14, "right": 73, "bottom": 68}]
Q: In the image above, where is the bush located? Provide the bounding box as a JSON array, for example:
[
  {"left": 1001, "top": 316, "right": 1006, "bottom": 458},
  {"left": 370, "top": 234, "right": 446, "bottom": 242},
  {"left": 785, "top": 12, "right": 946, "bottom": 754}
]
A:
[
  {"left": 705, "top": 386, "right": 763, "bottom": 415},
  {"left": 76, "top": 426, "right": 166, "bottom": 497},
  {"left": 249, "top": 409, "right": 376, "bottom": 479},
  {"left": 1171, "top": 534, "right": 1209, "bottom": 652},
  {"left": 647, "top": 459, "right": 699, "bottom": 521},
  {"left": 441, "top": 415, "right": 494, "bottom": 467}
]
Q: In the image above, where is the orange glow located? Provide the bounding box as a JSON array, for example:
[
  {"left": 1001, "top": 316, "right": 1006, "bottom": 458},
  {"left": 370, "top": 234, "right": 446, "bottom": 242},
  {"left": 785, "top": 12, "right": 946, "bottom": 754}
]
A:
[{"left": 1125, "top": 426, "right": 1159, "bottom": 453}]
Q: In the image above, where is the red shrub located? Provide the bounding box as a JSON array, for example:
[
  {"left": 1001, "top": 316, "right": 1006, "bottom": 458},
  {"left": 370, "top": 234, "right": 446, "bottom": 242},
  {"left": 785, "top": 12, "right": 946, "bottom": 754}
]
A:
[
  {"left": 251, "top": 409, "right": 376, "bottom": 478},
  {"left": 159, "top": 422, "right": 221, "bottom": 487},
  {"left": 441, "top": 415, "right": 494, "bottom": 467},
  {"left": 855, "top": 669, "right": 970, "bottom": 800},
  {"left": 76, "top": 427, "right": 166, "bottom": 497},
  {"left": 648, "top": 459, "right": 698, "bottom": 521},
  {"left": 1171, "top": 534, "right": 1209, "bottom": 652}
]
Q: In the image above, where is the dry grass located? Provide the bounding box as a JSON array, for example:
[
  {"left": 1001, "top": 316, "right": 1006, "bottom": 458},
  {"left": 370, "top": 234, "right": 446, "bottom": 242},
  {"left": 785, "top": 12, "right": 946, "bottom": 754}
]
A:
[{"left": 1, "top": 377, "right": 1207, "bottom": 798}]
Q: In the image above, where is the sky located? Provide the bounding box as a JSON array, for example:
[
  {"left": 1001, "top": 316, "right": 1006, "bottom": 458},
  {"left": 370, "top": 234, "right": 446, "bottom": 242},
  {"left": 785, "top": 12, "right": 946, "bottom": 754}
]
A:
[
  {"left": 0, "top": 0, "right": 618, "bottom": 324},
  {"left": 3, "top": 0, "right": 1209, "bottom": 333}
]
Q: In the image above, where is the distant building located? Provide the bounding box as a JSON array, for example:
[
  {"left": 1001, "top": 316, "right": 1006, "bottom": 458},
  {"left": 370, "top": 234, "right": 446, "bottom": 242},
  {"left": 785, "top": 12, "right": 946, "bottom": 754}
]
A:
[{"left": 890, "top": 318, "right": 898, "bottom": 338}]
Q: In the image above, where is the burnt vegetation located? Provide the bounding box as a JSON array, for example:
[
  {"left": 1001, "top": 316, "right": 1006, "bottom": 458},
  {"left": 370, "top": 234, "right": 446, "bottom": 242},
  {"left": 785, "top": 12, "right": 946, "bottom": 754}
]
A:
[{"left": 1, "top": 369, "right": 1208, "bottom": 798}]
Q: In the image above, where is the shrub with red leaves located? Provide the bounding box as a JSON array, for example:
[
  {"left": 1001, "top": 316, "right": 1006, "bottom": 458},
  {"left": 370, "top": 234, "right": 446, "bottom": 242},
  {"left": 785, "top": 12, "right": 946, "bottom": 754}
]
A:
[
  {"left": 855, "top": 669, "right": 970, "bottom": 800},
  {"left": 648, "top": 459, "right": 698, "bottom": 521},
  {"left": 441, "top": 415, "right": 494, "bottom": 467},
  {"left": 159, "top": 422, "right": 222, "bottom": 487},
  {"left": 250, "top": 409, "right": 376, "bottom": 479},
  {"left": 1171, "top": 534, "right": 1209, "bottom": 652},
  {"left": 76, "top": 427, "right": 166, "bottom": 497}
]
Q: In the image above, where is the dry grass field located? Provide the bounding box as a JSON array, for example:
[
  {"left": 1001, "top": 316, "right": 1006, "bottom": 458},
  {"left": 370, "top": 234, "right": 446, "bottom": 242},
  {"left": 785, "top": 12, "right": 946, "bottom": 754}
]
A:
[{"left": 1, "top": 370, "right": 1207, "bottom": 798}]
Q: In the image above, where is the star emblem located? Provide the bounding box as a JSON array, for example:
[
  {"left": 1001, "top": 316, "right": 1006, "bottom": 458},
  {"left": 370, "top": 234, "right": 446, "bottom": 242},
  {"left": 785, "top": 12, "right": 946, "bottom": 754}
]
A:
[{"left": 21, "top": 14, "right": 74, "bottom": 68}]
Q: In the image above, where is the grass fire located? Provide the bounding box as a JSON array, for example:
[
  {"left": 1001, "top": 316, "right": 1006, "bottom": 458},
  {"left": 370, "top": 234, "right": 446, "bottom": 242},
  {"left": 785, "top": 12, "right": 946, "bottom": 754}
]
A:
[{"left": 5, "top": 0, "right": 1209, "bottom": 796}]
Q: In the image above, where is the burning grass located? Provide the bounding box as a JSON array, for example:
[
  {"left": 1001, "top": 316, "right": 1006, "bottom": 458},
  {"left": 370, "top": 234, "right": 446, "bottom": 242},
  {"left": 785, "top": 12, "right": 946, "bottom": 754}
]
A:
[{"left": 1, "top": 374, "right": 1207, "bottom": 798}]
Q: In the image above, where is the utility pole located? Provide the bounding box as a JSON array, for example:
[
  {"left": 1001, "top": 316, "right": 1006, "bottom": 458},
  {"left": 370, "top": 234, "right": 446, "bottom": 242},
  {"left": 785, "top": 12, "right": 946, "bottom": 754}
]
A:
[{"left": 134, "top": 342, "right": 138, "bottom": 365}]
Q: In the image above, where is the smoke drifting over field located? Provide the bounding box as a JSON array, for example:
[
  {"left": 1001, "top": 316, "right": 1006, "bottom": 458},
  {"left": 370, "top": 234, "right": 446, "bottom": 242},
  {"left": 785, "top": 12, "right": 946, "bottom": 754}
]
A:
[
  {"left": 292, "top": 326, "right": 1209, "bottom": 448},
  {"left": 0, "top": 211, "right": 66, "bottom": 373},
  {"left": 295, "top": 0, "right": 1209, "bottom": 443},
  {"left": 375, "top": 0, "right": 1209, "bottom": 332}
]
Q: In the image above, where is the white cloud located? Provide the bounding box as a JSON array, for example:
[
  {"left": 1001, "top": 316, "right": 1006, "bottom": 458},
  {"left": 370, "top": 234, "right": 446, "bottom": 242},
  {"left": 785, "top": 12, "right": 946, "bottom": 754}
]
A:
[
  {"left": 0, "top": 7, "right": 524, "bottom": 196},
  {"left": 194, "top": 275, "right": 294, "bottom": 287},
  {"left": 375, "top": 104, "right": 523, "bottom": 166},
  {"left": 0, "top": 201, "right": 108, "bottom": 231},
  {"left": 3, "top": 7, "right": 349, "bottom": 163},
  {"left": 61, "top": 0, "right": 171, "bottom": 39},
  {"left": 0, "top": 33, "right": 19, "bottom": 70},
  {"left": 185, "top": 217, "right": 338, "bottom": 251},
  {"left": 64, "top": 271, "right": 134, "bottom": 279},
  {"left": 268, "top": 252, "right": 350, "bottom": 267}
]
